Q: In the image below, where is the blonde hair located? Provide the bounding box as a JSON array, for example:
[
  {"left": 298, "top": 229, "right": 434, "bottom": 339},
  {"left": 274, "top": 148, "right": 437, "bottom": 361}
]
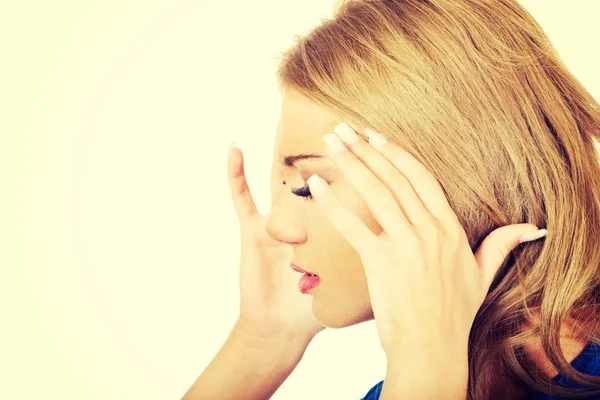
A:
[{"left": 276, "top": 0, "right": 600, "bottom": 398}]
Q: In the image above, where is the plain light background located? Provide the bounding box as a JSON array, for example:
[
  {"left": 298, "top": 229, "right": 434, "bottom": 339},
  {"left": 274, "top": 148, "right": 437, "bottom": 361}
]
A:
[{"left": 1, "top": 1, "right": 599, "bottom": 399}]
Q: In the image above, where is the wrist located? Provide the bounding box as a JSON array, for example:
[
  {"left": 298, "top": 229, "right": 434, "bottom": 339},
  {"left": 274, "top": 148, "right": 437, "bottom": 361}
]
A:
[
  {"left": 234, "top": 317, "right": 317, "bottom": 343},
  {"left": 184, "top": 319, "right": 312, "bottom": 400},
  {"left": 232, "top": 319, "right": 314, "bottom": 370}
]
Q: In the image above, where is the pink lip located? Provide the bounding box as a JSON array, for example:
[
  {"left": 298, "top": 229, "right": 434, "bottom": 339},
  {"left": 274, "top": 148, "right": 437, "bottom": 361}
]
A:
[
  {"left": 298, "top": 274, "right": 320, "bottom": 294},
  {"left": 290, "top": 263, "right": 317, "bottom": 275},
  {"left": 291, "top": 263, "right": 321, "bottom": 293}
]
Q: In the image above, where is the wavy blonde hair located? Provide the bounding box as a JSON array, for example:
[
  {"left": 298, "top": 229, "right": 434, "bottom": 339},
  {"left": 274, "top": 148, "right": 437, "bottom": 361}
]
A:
[{"left": 275, "top": 0, "right": 600, "bottom": 398}]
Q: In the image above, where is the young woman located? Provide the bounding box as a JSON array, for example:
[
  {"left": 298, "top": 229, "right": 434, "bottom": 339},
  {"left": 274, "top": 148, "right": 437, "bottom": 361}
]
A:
[{"left": 184, "top": 0, "right": 600, "bottom": 398}]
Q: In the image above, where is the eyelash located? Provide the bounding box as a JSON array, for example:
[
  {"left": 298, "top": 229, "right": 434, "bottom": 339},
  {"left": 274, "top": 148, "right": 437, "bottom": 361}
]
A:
[{"left": 282, "top": 180, "right": 312, "bottom": 200}]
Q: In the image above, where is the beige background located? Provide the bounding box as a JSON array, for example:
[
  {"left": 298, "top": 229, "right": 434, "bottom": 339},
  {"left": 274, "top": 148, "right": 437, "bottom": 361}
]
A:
[{"left": 2, "top": 1, "right": 599, "bottom": 399}]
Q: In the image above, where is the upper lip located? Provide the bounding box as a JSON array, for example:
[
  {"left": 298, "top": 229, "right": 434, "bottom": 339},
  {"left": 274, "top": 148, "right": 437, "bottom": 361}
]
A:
[{"left": 290, "top": 263, "right": 318, "bottom": 275}]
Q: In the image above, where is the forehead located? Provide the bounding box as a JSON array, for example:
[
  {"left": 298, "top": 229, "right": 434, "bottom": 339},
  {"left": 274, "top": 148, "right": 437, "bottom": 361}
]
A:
[{"left": 277, "top": 91, "right": 341, "bottom": 153}]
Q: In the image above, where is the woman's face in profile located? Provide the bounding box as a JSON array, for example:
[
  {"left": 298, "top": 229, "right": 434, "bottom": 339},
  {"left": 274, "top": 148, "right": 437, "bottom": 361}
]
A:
[{"left": 266, "top": 89, "right": 385, "bottom": 329}]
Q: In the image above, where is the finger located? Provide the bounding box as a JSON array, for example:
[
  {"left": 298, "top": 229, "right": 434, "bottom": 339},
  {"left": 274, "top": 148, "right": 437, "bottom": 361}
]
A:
[
  {"left": 363, "top": 127, "right": 458, "bottom": 225},
  {"left": 306, "top": 173, "right": 379, "bottom": 255},
  {"left": 333, "top": 122, "right": 435, "bottom": 230},
  {"left": 474, "top": 224, "right": 544, "bottom": 290},
  {"left": 323, "top": 132, "right": 414, "bottom": 241},
  {"left": 227, "top": 143, "right": 259, "bottom": 221}
]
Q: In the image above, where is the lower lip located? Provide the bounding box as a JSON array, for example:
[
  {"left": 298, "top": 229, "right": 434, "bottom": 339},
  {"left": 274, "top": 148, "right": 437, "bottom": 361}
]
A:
[{"left": 298, "top": 273, "right": 320, "bottom": 294}]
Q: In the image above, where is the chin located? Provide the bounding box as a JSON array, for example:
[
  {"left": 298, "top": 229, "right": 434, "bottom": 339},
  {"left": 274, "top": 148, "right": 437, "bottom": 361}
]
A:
[{"left": 312, "top": 296, "right": 374, "bottom": 329}]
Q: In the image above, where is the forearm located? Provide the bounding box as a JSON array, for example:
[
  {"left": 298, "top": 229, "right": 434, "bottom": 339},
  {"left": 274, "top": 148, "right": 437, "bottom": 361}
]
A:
[{"left": 182, "top": 321, "right": 313, "bottom": 400}]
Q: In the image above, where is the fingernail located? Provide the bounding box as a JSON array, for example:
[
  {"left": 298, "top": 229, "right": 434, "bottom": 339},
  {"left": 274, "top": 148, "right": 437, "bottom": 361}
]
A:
[
  {"left": 519, "top": 229, "right": 547, "bottom": 244},
  {"left": 364, "top": 128, "right": 388, "bottom": 147},
  {"left": 333, "top": 122, "right": 359, "bottom": 144},
  {"left": 229, "top": 141, "right": 239, "bottom": 149},
  {"left": 307, "top": 173, "right": 327, "bottom": 196},
  {"left": 323, "top": 133, "right": 347, "bottom": 152}
]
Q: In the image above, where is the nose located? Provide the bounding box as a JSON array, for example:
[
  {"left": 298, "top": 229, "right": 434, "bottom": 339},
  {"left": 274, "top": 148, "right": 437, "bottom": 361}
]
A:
[{"left": 266, "top": 199, "right": 307, "bottom": 245}]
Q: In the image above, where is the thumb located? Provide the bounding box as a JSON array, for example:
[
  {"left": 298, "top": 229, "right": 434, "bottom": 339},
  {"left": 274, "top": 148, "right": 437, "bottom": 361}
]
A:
[
  {"left": 227, "top": 143, "right": 259, "bottom": 222},
  {"left": 473, "top": 224, "right": 547, "bottom": 289}
]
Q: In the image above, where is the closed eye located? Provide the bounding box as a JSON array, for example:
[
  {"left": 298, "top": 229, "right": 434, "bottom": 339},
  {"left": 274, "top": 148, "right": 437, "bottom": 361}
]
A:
[{"left": 290, "top": 185, "right": 312, "bottom": 200}]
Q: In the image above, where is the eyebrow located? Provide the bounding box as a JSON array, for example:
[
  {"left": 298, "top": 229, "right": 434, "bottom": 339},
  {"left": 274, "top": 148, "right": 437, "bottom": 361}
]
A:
[{"left": 282, "top": 153, "right": 325, "bottom": 167}]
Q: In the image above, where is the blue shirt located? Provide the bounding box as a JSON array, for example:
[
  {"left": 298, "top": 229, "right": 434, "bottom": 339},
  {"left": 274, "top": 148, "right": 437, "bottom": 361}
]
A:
[{"left": 361, "top": 341, "right": 600, "bottom": 400}]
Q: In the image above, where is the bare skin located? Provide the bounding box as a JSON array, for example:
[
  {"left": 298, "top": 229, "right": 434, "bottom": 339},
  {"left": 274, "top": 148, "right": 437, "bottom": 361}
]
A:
[
  {"left": 269, "top": 88, "right": 589, "bottom": 389},
  {"left": 187, "top": 88, "right": 589, "bottom": 399}
]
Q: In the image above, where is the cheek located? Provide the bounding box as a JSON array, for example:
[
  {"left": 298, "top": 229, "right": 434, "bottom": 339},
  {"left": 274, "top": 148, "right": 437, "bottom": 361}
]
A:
[
  {"left": 308, "top": 219, "right": 375, "bottom": 327},
  {"left": 313, "top": 224, "right": 366, "bottom": 284},
  {"left": 308, "top": 183, "right": 382, "bottom": 265},
  {"left": 304, "top": 184, "right": 377, "bottom": 327}
]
